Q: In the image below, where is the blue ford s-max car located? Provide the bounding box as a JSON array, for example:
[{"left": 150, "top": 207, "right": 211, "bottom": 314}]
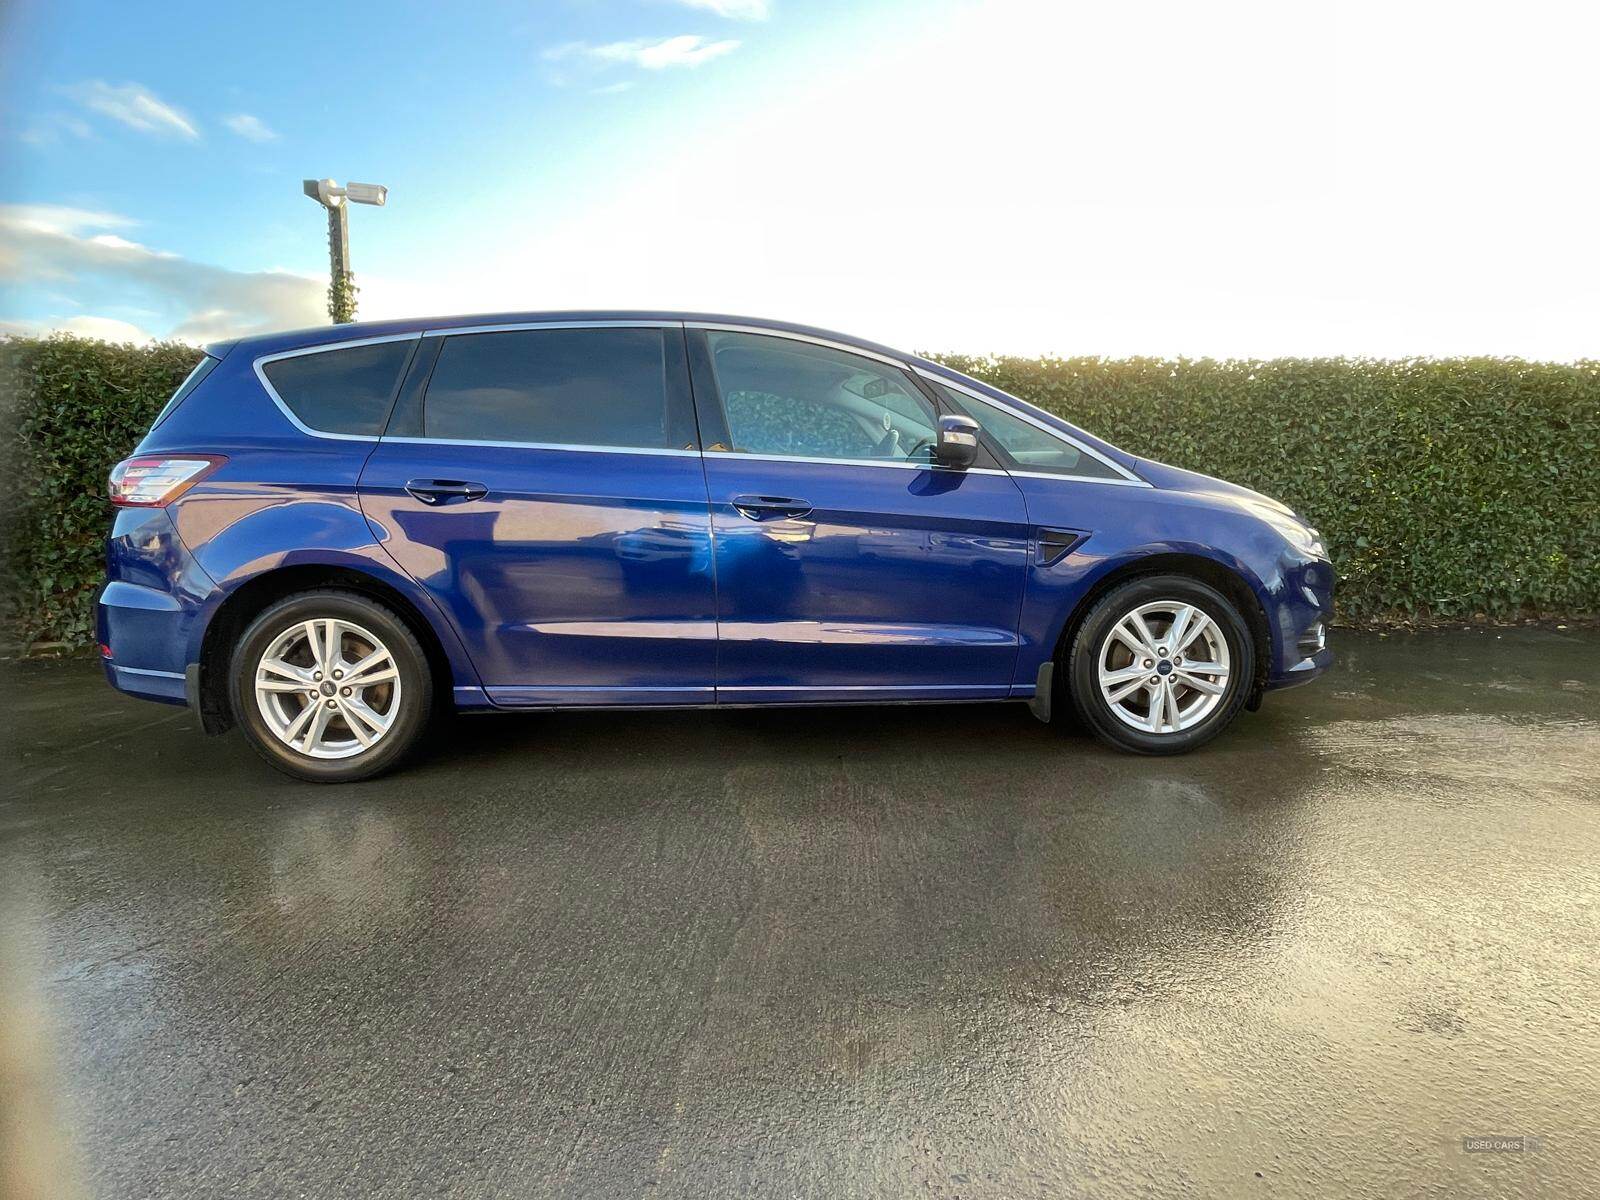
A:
[{"left": 100, "top": 313, "right": 1333, "bottom": 782}]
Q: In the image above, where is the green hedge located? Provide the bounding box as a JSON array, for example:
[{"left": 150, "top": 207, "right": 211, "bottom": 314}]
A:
[
  {"left": 2, "top": 336, "right": 201, "bottom": 647},
  {"left": 1, "top": 335, "right": 1596, "bottom": 649}
]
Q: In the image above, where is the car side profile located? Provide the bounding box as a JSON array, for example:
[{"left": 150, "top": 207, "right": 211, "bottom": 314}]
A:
[{"left": 100, "top": 312, "right": 1334, "bottom": 782}]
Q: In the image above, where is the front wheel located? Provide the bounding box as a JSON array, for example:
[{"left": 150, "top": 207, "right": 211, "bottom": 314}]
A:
[
  {"left": 230, "top": 590, "right": 433, "bottom": 782},
  {"left": 1066, "top": 575, "right": 1254, "bottom": 755}
]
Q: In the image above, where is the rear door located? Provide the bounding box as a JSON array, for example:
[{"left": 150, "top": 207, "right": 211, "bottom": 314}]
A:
[
  {"left": 687, "top": 326, "right": 1032, "bottom": 703},
  {"left": 358, "top": 321, "right": 718, "bottom": 706}
]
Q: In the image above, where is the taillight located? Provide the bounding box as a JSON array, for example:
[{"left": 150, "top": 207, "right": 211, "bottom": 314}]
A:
[{"left": 108, "top": 455, "right": 226, "bottom": 507}]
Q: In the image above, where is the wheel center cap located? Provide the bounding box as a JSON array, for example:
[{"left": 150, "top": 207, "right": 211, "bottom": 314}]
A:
[
  {"left": 1156, "top": 660, "right": 1173, "bottom": 676},
  {"left": 320, "top": 681, "right": 336, "bottom": 696}
]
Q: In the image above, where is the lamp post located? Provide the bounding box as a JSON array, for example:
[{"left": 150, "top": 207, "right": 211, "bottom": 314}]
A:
[{"left": 302, "top": 178, "right": 388, "bottom": 324}]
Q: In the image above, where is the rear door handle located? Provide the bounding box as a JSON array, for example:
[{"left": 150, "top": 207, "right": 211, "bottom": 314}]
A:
[
  {"left": 405, "top": 478, "right": 488, "bottom": 505},
  {"left": 730, "top": 494, "right": 814, "bottom": 521}
]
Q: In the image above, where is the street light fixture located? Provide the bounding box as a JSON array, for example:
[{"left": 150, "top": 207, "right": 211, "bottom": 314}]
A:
[{"left": 302, "top": 177, "right": 388, "bottom": 324}]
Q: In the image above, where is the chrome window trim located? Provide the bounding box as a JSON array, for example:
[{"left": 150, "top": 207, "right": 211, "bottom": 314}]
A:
[
  {"left": 1005, "top": 469, "right": 1150, "bottom": 489},
  {"left": 422, "top": 319, "right": 681, "bottom": 338},
  {"left": 407, "top": 321, "right": 688, "bottom": 453},
  {"left": 687, "top": 322, "right": 910, "bottom": 369},
  {"left": 253, "top": 332, "right": 422, "bottom": 443},
  {"left": 913, "top": 368, "right": 1151, "bottom": 488},
  {"left": 379, "top": 436, "right": 699, "bottom": 458},
  {"left": 702, "top": 448, "right": 1008, "bottom": 476},
  {"left": 256, "top": 321, "right": 686, "bottom": 452}
]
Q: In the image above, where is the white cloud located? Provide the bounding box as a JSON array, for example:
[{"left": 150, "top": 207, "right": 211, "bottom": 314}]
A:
[
  {"left": 591, "top": 81, "right": 637, "bottom": 95},
  {"left": 0, "top": 206, "right": 136, "bottom": 236},
  {"left": 57, "top": 315, "right": 155, "bottom": 343},
  {"left": 67, "top": 81, "right": 198, "bottom": 139},
  {"left": 669, "top": 0, "right": 770, "bottom": 19},
  {"left": 548, "top": 34, "right": 741, "bottom": 71},
  {"left": 18, "top": 113, "right": 93, "bottom": 146},
  {"left": 0, "top": 314, "right": 154, "bottom": 343},
  {"left": 222, "top": 113, "right": 279, "bottom": 142},
  {"left": 0, "top": 204, "right": 322, "bottom": 342},
  {"left": 88, "top": 233, "right": 167, "bottom": 254},
  {"left": 380, "top": 0, "right": 1600, "bottom": 361}
]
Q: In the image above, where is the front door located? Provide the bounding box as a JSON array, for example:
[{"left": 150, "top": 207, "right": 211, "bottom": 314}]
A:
[
  {"left": 687, "top": 327, "right": 1031, "bottom": 704},
  {"left": 359, "top": 322, "right": 718, "bottom": 706}
]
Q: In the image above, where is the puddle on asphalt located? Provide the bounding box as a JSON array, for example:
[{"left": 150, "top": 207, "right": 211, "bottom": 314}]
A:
[{"left": 1301, "top": 713, "right": 1599, "bottom": 790}]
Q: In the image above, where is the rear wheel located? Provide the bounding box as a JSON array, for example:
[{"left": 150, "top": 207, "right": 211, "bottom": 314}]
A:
[
  {"left": 230, "top": 590, "right": 432, "bottom": 782},
  {"left": 1067, "top": 575, "right": 1254, "bottom": 755}
]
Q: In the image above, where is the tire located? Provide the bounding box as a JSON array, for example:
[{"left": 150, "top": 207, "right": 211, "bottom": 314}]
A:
[
  {"left": 1066, "top": 574, "right": 1254, "bottom": 755},
  {"left": 229, "top": 589, "right": 433, "bottom": 783}
]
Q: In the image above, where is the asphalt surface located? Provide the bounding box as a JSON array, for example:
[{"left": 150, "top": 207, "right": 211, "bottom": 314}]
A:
[{"left": 3, "top": 629, "right": 1598, "bottom": 1199}]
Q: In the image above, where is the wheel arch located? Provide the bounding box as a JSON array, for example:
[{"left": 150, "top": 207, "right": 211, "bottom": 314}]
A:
[
  {"left": 192, "top": 562, "right": 461, "bottom": 734},
  {"left": 1050, "top": 551, "right": 1273, "bottom": 709}
]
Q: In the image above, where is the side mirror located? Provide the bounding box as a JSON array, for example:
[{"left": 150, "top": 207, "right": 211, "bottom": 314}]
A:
[{"left": 934, "top": 414, "right": 981, "bottom": 468}]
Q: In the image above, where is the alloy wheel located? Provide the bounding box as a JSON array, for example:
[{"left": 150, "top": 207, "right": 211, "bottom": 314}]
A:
[
  {"left": 253, "top": 618, "right": 401, "bottom": 759},
  {"left": 1096, "top": 600, "right": 1231, "bottom": 735}
]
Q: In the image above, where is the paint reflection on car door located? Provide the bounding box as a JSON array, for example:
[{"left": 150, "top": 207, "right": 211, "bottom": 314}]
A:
[
  {"left": 358, "top": 323, "right": 719, "bottom": 706},
  {"left": 687, "top": 327, "right": 1031, "bottom": 703}
]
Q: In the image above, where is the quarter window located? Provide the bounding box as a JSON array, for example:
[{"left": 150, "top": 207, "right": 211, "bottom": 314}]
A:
[
  {"left": 262, "top": 340, "right": 414, "bottom": 436},
  {"left": 151, "top": 354, "right": 220, "bottom": 430},
  {"left": 706, "top": 331, "right": 938, "bottom": 463},
  {"left": 931, "top": 382, "right": 1125, "bottom": 480},
  {"left": 423, "top": 327, "right": 677, "bottom": 449}
]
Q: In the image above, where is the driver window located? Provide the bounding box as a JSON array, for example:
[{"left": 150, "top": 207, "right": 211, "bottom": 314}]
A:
[
  {"left": 705, "top": 331, "right": 938, "bottom": 463},
  {"left": 930, "top": 381, "right": 1126, "bottom": 481}
]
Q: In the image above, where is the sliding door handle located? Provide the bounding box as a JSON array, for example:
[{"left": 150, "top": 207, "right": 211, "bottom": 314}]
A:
[
  {"left": 405, "top": 479, "right": 488, "bottom": 505},
  {"left": 730, "top": 494, "right": 814, "bottom": 521}
]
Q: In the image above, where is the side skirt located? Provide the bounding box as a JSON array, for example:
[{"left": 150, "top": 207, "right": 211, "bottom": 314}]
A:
[{"left": 458, "top": 696, "right": 1030, "bottom": 715}]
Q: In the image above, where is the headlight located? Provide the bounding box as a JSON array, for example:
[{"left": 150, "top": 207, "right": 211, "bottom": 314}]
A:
[{"left": 1248, "top": 501, "right": 1326, "bottom": 558}]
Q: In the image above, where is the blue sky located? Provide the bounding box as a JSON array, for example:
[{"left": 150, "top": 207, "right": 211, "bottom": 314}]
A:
[{"left": 3, "top": 0, "right": 1597, "bottom": 357}]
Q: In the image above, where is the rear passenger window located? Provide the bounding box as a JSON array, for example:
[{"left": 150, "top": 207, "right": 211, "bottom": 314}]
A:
[
  {"left": 423, "top": 328, "right": 676, "bottom": 449},
  {"left": 262, "top": 340, "right": 414, "bottom": 436}
]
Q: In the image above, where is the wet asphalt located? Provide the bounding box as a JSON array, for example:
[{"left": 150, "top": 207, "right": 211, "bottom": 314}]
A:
[{"left": 2, "top": 629, "right": 1598, "bottom": 1200}]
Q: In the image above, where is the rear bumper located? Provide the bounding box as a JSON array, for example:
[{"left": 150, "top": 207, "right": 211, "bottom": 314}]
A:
[
  {"left": 97, "top": 508, "right": 215, "bottom": 706},
  {"left": 102, "top": 660, "right": 188, "bottom": 704}
]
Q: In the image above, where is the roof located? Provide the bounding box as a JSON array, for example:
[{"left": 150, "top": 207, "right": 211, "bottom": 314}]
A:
[
  {"left": 206, "top": 309, "right": 1140, "bottom": 472},
  {"left": 210, "top": 310, "right": 923, "bottom": 367}
]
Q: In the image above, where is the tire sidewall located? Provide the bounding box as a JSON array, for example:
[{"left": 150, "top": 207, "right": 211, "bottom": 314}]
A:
[
  {"left": 230, "top": 591, "right": 432, "bottom": 782},
  {"left": 1068, "top": 575, "right": 1254, "bottom": 755}
]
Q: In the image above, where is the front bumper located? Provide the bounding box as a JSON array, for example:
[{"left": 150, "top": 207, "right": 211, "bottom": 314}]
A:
[
  {"left": 1268, "top": 642, "right": 1334, "bottom": 691},
  {"left": 1264, "top": 554, "right": 1335, "bottom": 691}
]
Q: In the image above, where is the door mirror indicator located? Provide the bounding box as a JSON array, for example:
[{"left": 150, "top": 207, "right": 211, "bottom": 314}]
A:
[{"left": 934, "top": 414, "right": 981, "bottom": 468}]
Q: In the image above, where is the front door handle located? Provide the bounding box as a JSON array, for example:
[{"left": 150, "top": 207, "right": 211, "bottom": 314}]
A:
[
  {"left": 405, "top": 478, "right": 488, "bottom": 505},
  {"left": 730, "top": 494, "right": 814, "bottom": 521}
]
